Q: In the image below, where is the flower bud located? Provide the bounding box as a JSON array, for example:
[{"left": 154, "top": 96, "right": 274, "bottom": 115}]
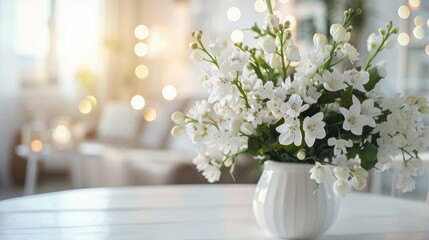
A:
[
  {"left": 378, "top": 28, "right": 386, "bottom": 36},
  {"left": 351, "top": 176, "right": 367, "bottom": 190},
  {"left": 194, "top": 30, "right": 203, "bottom": 39},
  {"left": 286, "top": 44, "right": 300, "bottom": 62},
  {"left": 330, "top": 23, "right": 348, "bottom": 42},
  {"left": 392, "top": 27, "right": 399, "bottom": 34},
  {"left": 417, "top": 97, "right": 428, "bottom": 106},
  {"left": 376, "top": 60, "right": 387, "bottom": 77},
  {"left": 406, "top": 96, "right": 417, "bottom": 105},
  {"left": 265, "top": 14, "right": 280, "bottom": 32},
  {"left": 313, "top": 33, "right": 328, "bottom": 48},
  {"left": 419, "top": 106, "right": 429, "bottom": 114},
  {"left": 283, "top": 20, "right": 291, "bottom": 29},
  {"left": 171, "top": 126, "right": 183, "bottom": 137},
  {"left": 269, "top": 54, "right": 282, "bottom": 69},
  {"left": 260, "top": 36, "right": 277, "bottom": 54},
  {"left": 297, "top": 149, "right": 306, "bottom": 160},
  {"left": 333, "top": 166, "right": 350, "bottom": 180},
  {"left": 189, "top": 42, "right": 198, "bottom": 50},
  {"left": 171, "top": 111, "right": 186, "bottom": 124}
]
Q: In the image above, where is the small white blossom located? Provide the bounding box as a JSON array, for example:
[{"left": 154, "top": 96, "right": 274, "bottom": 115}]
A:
[
  {"left": 286, "top": 44, "right": 301, "bottom": 62},
  {"left": 341, "top": 43, "right": 359, "bottom": 63},
  {"left": 209, "top": 37, "right": 227, "bottom": 57},
  {"left": 282, "top": 94, "right": 309, "bottom": 118},
  {"left": 344, "top": 69, "right": 369, "bottom": 92},
  {"left": 339, "top": 96, "right": 371, "bottom": 135},
  {"left": 269, "top": 54, "right": 282, "bottom": 69},
  {"left": 192, "top": 151, "right": 211, "bottom": 171},
  {"left": 330, "top": 24, "right": 350, "bottom": 43},
  {"left": 171, "top": 111, "right": 186, "bottom": 124},
  {"left": 303, "top": 112, "right": 326, "bottom": 147},
  {"left": 276, "top": 117, "right": 302, "bottom": 146},
  {"left": 396, "top": 175, "right": 416, "bottom": 193},
  {"left": 265, "top": 14, "right": 280, "bottom": 32},
  {"left": 367, "top": 33, "right": 382, "bottom": 51},
  {"left": 309, "top": 162, "right": 332, "bottom": 184},
  {"left": 376, "top": 60, "right": 388, "bottom": 77},
  {"left": 351, "top": 176, "right": 367, "bottom": 190},
  {"left": 190, "top": 50, "right": 204, "bottom": 63},
  {"left": 328, "top": 138, "right": 353, "bottom": 156},
  {"left": 316, "top": 70, "right": 348, "bottom": 92},
  {"left": 333, "top": 179, "right": 351, "bottom": 197},
  {"left": 333, "top": 166, "right": 350, "bottom": 180},
  {"left": 202, "top": 160, "right": 222, "bottom": 183},
  {"left": 221, "top": 49, "right": 250, "bottom": 72},
  {"left": 171, "top": 126, "right": 183, "bottom": 137}
]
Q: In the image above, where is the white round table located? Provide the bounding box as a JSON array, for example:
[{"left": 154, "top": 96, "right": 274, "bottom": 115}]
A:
[{"left": 1, "top": 184, "right": 429, "bottom": 239}]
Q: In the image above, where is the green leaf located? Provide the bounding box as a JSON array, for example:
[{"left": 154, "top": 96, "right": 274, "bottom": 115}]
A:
[
  {"left": 364, "top": 67, "right": 382, "bottom": 92},
  {"left": 359, "top": 142, "right": 378, "bottom": 170},
  {"left": 318, "top": 90, "right": 342, "bottom": 104},
  {"left": 346, "top": 144, "right": 360, "bottom": 159},
  {"left": 247, "top": 137, "right": 260, "bottom": 156}
]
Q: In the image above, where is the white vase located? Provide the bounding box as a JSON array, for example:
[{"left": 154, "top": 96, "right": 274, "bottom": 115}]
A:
[{"left": 253, "top": 161, "right": 340, "bottom": 239}]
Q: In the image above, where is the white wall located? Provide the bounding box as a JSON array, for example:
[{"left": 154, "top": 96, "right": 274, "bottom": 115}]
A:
[{"left": 0, "top": 0, "right": 20, "bottom": 188}]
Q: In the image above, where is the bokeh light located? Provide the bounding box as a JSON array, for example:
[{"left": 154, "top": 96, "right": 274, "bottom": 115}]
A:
[
  {"left": 30, "top": 139, "right": 43, "bottom": 152},
  {"left": 135, "top": 64, "right": 149, "bottom": 79},
  {"left": 231, "top": 29, "right": 244, "bottom": 43},
  {"left": 409, "top": 0, "right": 420, "bottom": 8},
  {"left": 273, "top": 10, "right": 283, "bottom": 22},
  {"left": 134, "top": 42, "right": 148, "bottom": 57},
  {"left": 425, "top": 44, "right": 429, "bottom": 56},
  {"left": 413, "top": 26, "right": 425, "bottom": 39},
  {"left": 254, "top": 0, "right": 266, "bottom": 13},
  {"left": 398, "top": 33, "right": 410, "bottom": 46},
  {"left": 86, "top": 95, "right": 97, "bottom": 108},
  {"left": 398, "top": 5, "right": 410, "bottom": 19},
  {"left": 143, "top": 107, "right": 157, "bottom": 121},
  {"left": 227, "top": 7, "right": 241, "bottom": 22},
  {"left": 414, "top": 16, "right": 425, "bottom": 26},
  {"left": 134, "top": 25, "right": 149, "bottom": 40},
  {"left": 162, "top": 85, "right": 177, "bottom": 100},
  {"left": 130, "top": 95, "right": 146, "bottom": 110},
  {"left": 79, "top": 99, "right": 92, "bottom": 114}
]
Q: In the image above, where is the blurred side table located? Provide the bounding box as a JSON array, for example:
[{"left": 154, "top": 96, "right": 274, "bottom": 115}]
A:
[{"left": 15, "top": 145, "right": 83, "bottom": 196}]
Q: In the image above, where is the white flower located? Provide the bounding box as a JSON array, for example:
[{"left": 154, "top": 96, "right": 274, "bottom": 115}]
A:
[
  {"left": 341, "top": 43, "right": 359, "bottom": 63},
  {"left": 316, "top": 70, "right": 347, "bottom": 92},
  {"left": 328, "top": 137, "right": 353, "bottom": 156},
  {"left": 333, "top": 166, "right": 350, "bottom": 180},
  {"left": 313, "top": 33, "right": 328, "bottom": 48},
  {"left": 209, "top": 37, "right": 227, "bottom": 57},
  {"left": 260, "top": 36, "right": 276, "bottom": 54},
  {"left": 360, "top": 98, "right": 381, "bottom": 127},
  {"left": 189, "top": 100, "right": 211, "bottom": 122},
  {"left": 330, "top": 23, "right": 350, "bottom": 43},
  {"left": 339, "top": 96, "right": 371, "bottom": 135},
  {"left": 309, "top": 162, "right": 332, "bottom": 184},
  {"left": 185, "top": 122, "right": 206, "bottom": 142},
  {"left": 384, "top": 38, "right": 395, "bottom": 49},
  {"left": 392, "top": 133, "right": 407, "bottom": 148},
  {"left": 265, "top": 14, "right": 280, "bottom": 32},
  {"left": 303, "top": 86, "right": 322, "bottom": 104},
  {"left": 282, "top": 94, "right": 309, "bottom": 118},
  {"left": 396, "top": 175, "right": 416, "bottom": 193},
  {"left": 286, "top": 44, "right": 301, "bottom": 62},
  {"left": 202, "top": 160, "right": 222, "bottom": 183},
  {"left": 221, "top": 49, "right": 250, "bottom": 72},
  {"left": 189, "top": 50, "right": 204, "bottom": 63},
  {"left": 351, "top": 176, "right": 367, "bottom": 190},
  {"left": 276, "top": 117, "right": 302, "bottom": 146},
  {"left": 297, "top": 150, "right": 306, "bottom": 160},
  {"left": 353, "top": 165, "right": 369, "bottom": 179},
  {"left": 344, "top": 69, "right": 369, "bottom": 92},
  {"left": 367, "top": 33, "right": 382, "bottom": 51},
  {"left": 192, "top": 151, "right": 211, "bottom": 171},
  {"left": 333, "top": 179, "right": 351, "bottom": 197},
  {"left": 303, "top": 112, "right": 326, "bottom": 147}
]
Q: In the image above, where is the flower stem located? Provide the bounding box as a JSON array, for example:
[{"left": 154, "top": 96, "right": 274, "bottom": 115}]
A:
[
  {"left": 265, "top": 0, "right": 273, "bottom": 14},
  {"left": 233, "top": 71, "right": 251, "bottom": 109}
]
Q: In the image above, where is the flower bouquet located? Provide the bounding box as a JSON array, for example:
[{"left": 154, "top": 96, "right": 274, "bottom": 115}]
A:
[{"left": 171, "top": 1, "right": 429, "bottom": 198}]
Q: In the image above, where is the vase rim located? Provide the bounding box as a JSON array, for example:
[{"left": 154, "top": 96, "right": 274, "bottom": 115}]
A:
[{"left": 264, "top": 160, "right": 314, "bottom": 169}]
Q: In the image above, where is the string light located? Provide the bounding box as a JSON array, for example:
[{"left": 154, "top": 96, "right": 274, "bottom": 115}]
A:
[
  {"left": 143, "top": 107, "right": 157, "bottom": 121},
  {"left": 78, "top": 99, "right": 92, "bottom": 114},
  {"left": 162, "top": 85, "right": 177, "bottom": 100},
  {"left": 409, "top": 0, "right": 420, "bottom": 8},
  {"left": 135, "top": 64, "right": 149, "bottom": 79},
  {"left": 30, "top": 139, "right": 43, "bottom": 152},
  {"left": 398, "top": 5, "right": 410, "bottom": 19},
  {"left": 130, "top": 95, "right": 146, "bottom": 110},
  {"left": 397, "top": 33, "right": 410, "bottom": 46},
  {"left": 231, "top": 29, "right": 244, "bottom": 43},
  {"left": 254, "top": 0, "right": 266, "bottom": 13},
  {"left": 227, "top": 7, "right": 241, "bottom": 22},
  {"left": 413, "top": 26, "right": 425, "bottom": 39},
  {"left": 134, "top": 42, "right": 148, "bottom": 57},
  {"left": 134, "top": 25, "right": 149, "bottom": 40}
]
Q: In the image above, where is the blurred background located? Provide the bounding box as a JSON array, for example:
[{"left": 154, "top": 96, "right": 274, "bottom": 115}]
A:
[{"left": 0, "top": 0, "right": 428, "bottom": 199}]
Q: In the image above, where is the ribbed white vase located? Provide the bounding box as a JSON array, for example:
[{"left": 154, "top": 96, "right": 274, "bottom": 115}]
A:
[{"left": 253, "top": 161, "right": 340, "bottom": 239}]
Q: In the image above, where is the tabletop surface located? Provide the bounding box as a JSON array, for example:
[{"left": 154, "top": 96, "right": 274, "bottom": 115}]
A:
[{"left": 1, "top": 184, "right": 429, "bottom": 240}]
